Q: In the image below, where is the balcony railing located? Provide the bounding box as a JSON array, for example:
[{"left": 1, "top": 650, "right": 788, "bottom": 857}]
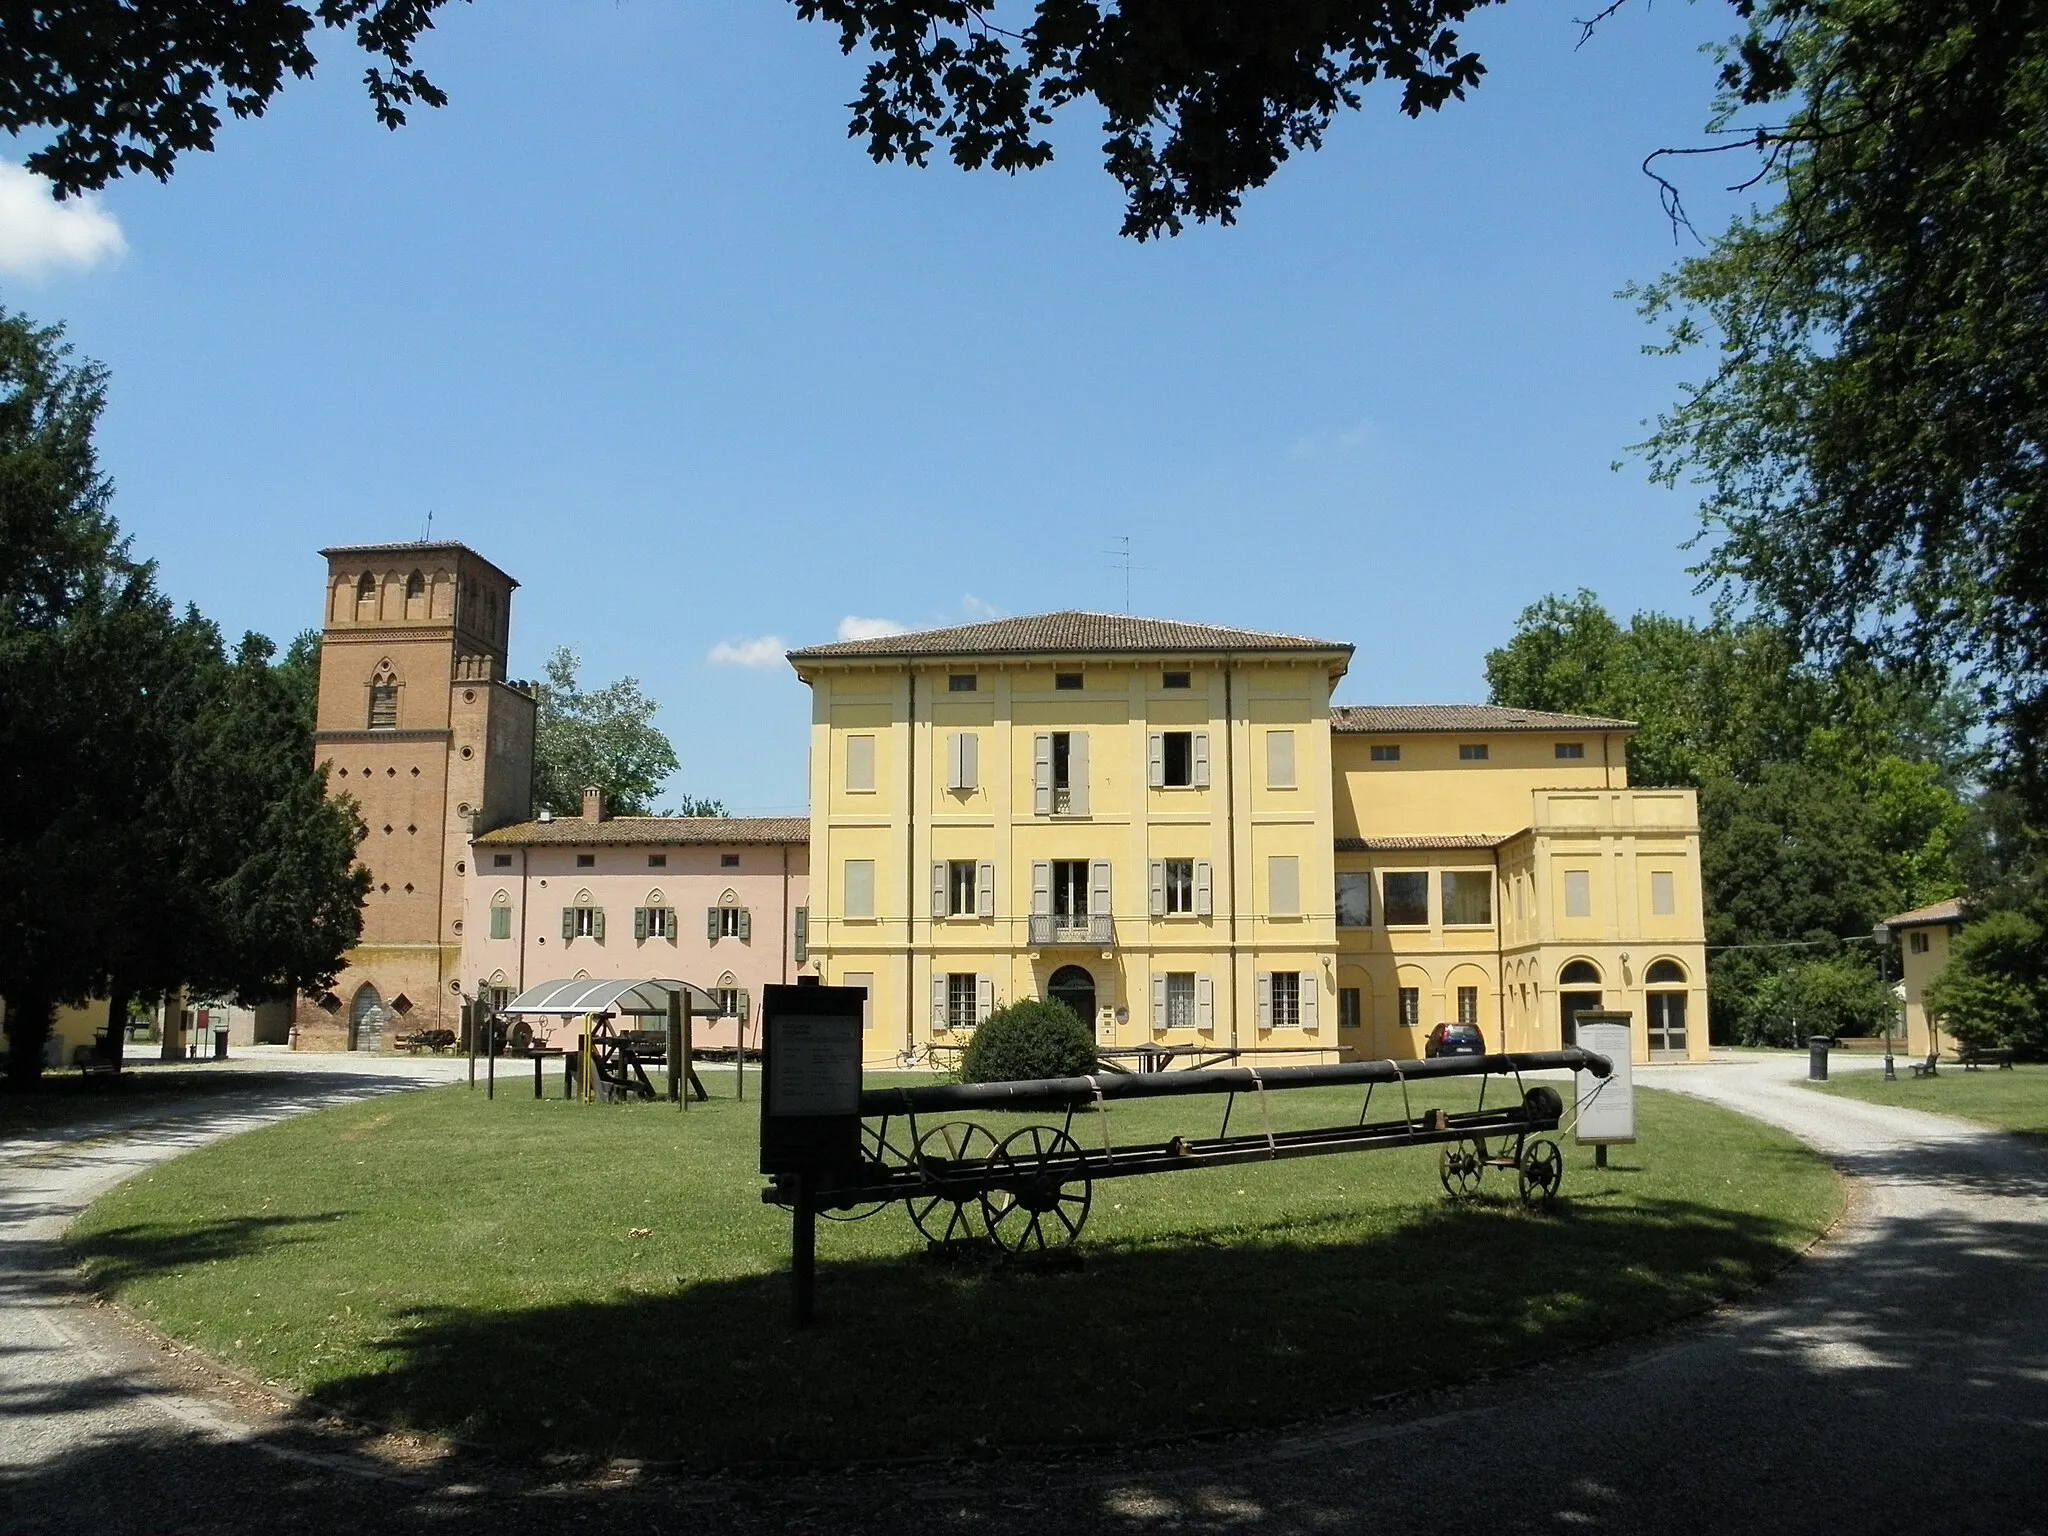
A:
[{"left": 1028, "top": 913, "right": 1115, "bottom": 948}]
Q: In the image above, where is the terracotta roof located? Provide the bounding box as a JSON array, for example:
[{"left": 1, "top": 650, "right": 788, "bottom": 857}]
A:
[
  {"left": 1883, "top": 897, "right": 1967, "bottom": 928},
  {"left": 1331, "top": 704, "right": 1635, "bottom": 733},
  {"left": 1335, "top": 834, "right": 1508, "bottom": 853},
  {"left": 787, "top": 611, "right": 1352, "bottom": 663},
  {"left": 476, "top": 815, "right": 809, "bottom": 848}
]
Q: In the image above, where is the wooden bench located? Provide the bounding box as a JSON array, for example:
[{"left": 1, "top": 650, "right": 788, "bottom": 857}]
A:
[
  {"left": 71, "top": 1033, "right": 120, "bottom": 1075},
  {"left": 1908, "top": 1052, "right": 1940, "bottom": 1078},
  {"left": 1952, "top": 1045, "right": 2016, "bottom": 1071}
]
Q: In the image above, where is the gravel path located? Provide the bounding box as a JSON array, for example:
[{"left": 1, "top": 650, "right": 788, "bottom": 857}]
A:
[{"left": 2, "top": 1052, "right": 2043, "bottom": 1534}]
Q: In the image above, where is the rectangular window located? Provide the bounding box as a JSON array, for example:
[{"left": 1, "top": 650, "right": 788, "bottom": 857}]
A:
[
  {"left": 843, "top": 971, "right": 873, "bottom": 1027},
  {"left": 648, "top": 854, "right": 667, "bottom": 868},
  {"left": 1383, "top": 872, "right": 1429, "bottom": 927},
  {"left": 1051, "top": 859, "right": 1090, "bottom": 919},
  {"left": 844, "top": 859, "right": 875, "bottom": 918},
  {"left": 1339, "top": 987, "right": 1362, "bottom": 1031},
  {"left": 1910, "top": 930, "right": 1930, "bottom": 954},
  {"left": 1266, "top": 729, "right": 1296, "bottom": 788},
  {"left": 1268, "top": 855, "right": 1300, "bottom": 916},
  {"left": 1441, "top": 871, "right": 1493, "bottom": 926},
  {"left": 721, "top": 853, "right": 740, "bottom": 868},
  {"left": 1270, "top": 971, "right": 1301, "bottom": 1030},
  {"left": 492, "top": 853, "right": 513, "bottom": 868},
  {"left": 1650, "top": 870, "right": 1676, "bottom": 917},
  {"left": 1556, "top": 742, "right": 1586, "bottom": 760},
  {"left": 1162, "top": 731, "right": 1193, "bottom": 787},
  {"left": 1399, "top": 987, "right": 1420, "bottom": 1028},
  {"left": 845, "top": 734, "right": 876, "bottom": 793},
  {"left": 715, "top": 987, "right": 740, "bottom": 1018},
  {"left": 1336, "top": 872, "right": 1372, "bottom": 928},
  {"left": 574, "top": 907, "right": 597, "bottom": 938},
  {"left": 1162, "top": 670, "right": 1191, "bottom": 689},
  {"left": 1055, "top": 671, "right": 1083, "bottom": 690},
  {"left": 1370, "top": 744, "right": 1400, "bottom": 762},
  {"left": 947, "top": 859, "right": 978, "bottom": 917},
  {"left": 1166, "top": 973, "right": 1196, "bottom": 1030},
  {"left": 368, "top": 683, "right": 398, "bottom": 730},
  {"left": 489, "top": 905, "right": 511, "bottom": 940},
  {"left": 488, "top": 985, "right": 513, "bottom": 1014},
  {"left": 718, "top": 906, "right": 744, "bottom": 937},
  {"left": 1163, "top": 858, "right": 1195, "bottom": 915},
  {"left": 946, "top": 973, "right": 978, "bottom": 1032},
  {"left": 1458, "top": 743, "right": 1489, "bottom": 761},
  {"left": 1457, "top": 986, "right": 1478, "bottom": 1026},
  {"left": 948, "top": 673, "right": 977, "bottom": 692},
  {"left": 1563, "top": 870, "right": 1592, "bottom": 919},
  {"left": 576, "top": 854, "right": 595, "bottom": 868},
  {"left": 644, "top": 906, "right": 671, "bottom": 939}
]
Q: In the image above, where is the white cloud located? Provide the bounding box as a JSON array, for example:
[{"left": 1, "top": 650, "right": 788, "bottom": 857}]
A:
[
  {"left": 707, "top": 635, "right": 786, "bottom": 667},
  {"left": 961, "top": 593, "right": 1006, "bottom": 620},
  {"left": 0, "top": 165, "right": 126, "bottom": 279},
  {"left": 837, "top": 615, "right": 908, "bottom": 641}
]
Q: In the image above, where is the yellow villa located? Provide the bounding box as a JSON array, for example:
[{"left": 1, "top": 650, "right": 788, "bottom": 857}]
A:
[
  {"left": 1882, "top": 897, "right": 1966, "bottom": 1057},
  {"left": 789, "top": 612, "right": 1708, "bottom": 1067}
]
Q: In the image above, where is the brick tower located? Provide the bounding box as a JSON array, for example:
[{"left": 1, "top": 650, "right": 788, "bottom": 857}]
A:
[{"left": 297, "top": 543, "right": 535, "bottom": 1049}]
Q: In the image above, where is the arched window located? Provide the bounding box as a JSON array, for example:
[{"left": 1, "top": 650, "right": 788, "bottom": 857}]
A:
[
  {"left": 368, "top": 659, "right": 400, "bottom": 730},
  {"left": 488, "top": 890, "right": 512, "bottom": 940},
  {"left": 1560, "top": 960, "right": 1602, "bottom": 986},
  {"left": 1646, "top": 959, "right": 1687, "bottom": 985},
  {"left": 1646, "top": 959, "right": 1689, "bottom": 1055},
  {"left": 405, "top": 569, "right": 424, "bottom": 599},
  {"left": 355, "top": 572, "right": 378, "bottom": 613}
]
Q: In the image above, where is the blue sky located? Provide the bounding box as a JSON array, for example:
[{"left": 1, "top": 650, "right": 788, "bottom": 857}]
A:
[{"left": 6, "top": 0, "right": 1753, "bottom": 815}]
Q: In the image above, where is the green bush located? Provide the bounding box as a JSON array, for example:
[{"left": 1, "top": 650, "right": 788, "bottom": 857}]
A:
[
  {"left": 959, "top": 999, "right": 1096, "bottom": 1084},
  {"left": 1735, "top": 952, "right": 1895, "bottom": 1045},
  {"left": 1926, "top": 907, "right": 2048, "bottom": 1053}
]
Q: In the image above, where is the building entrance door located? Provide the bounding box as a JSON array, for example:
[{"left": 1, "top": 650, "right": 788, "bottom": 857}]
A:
[
  {"left": 1047, "top": 965, "right": 1096, "bottom": 1028},
  {"left": 1647, "top": 992, "right": 1688, "bottom": 1056},
  {"left": 349, "top": 984, "right": 385, "bottom": 1052},
  {"left": 1559, "top": 991, "right": 1602, "bottom": 1048}
]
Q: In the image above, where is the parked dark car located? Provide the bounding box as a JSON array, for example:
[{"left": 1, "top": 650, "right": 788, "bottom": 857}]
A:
[{"left": 1424, "top": 1022, "right": 1486, "bottom": 1058}]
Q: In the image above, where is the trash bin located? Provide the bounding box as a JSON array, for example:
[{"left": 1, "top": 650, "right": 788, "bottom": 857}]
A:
[
  {"left": 213, "top": 1026, "right": 229, "bottom": 1061},
  {"left": 1808, "top": 1035, "right": 1833, "bottom": 1082}
]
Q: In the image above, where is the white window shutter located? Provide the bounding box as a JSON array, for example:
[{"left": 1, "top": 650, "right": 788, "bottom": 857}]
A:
[
  {"left": 1195, "top": 860, "right": 1213, "bottom": 917},
  {"left": 1148, "top": 733, "right": 1165, "bottom": 788},
  {"left": 931, "top": 861, "right": 947, "bottom": 917},
  {"left": 1193, "top": 732, "right": 1211, "bottom": 788},
  {"left": 976, "top": 861, "right": 995, "bottom": 919},
  {"left": 1300, "top": 972, "right": 1320, "bottom": 1032},
  {"left": 976, "top": 975, "right": 993, "bottom": 1024},
  {"left": 1033, "top": 734, "right": 1053, "bottom": 815},
  {"left": 1151, "top": 974, "right": 1167, "bottom": 1031},
  {"left": 962, "top": 732, "right": 978, "bottom": 790},
  {"left": 1148, "top": 860, "right": 1166, "bottom": 917},
  {"left": 946, "top": 733, "right": 963, "bottom": 791},
  {"left": 1196, "top": 975, "right": 1214, "bottom": 1032},
  {"left": 1256, "top": 972, "right": 1273, "bottom": 1031},
  {"left": 1031, "top": 861, "right": 1052, "bottom": 916},
  {"left": 1089, "top": 859, "right": 1111, "bottom": 916},
  {"left": 932, "top": 975, "right": 948, "bottom": 1032},
  {"left": 1068, "top": 731, "right": 1089, "bottom": 814}
]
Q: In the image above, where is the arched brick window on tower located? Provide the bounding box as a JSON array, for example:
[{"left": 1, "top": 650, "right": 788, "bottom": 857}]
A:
[
  {"left": 404, "top": 569, "right": 427, "bottom": 619},
  {"left": 368, "top": 659, "right": 400, "bottom": 730},
  {"left": 355, "top": 571, "right": 379, "bottom": 618}
]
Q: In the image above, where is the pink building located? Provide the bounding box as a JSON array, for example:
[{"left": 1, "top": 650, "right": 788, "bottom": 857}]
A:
[{"left": 464, "top": 793, "right": 809, "bottom": 1051}]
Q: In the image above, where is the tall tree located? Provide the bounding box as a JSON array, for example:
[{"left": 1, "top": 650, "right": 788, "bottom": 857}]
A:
[{"left": 528, "top": 648, "right": 719, "bottom": 819}]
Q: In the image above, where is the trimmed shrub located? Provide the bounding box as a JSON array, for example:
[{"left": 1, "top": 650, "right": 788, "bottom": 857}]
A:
[
  {"left": 959, "top": 999, "right": 1096, "bottom": 1084},
  {"left": 1926, "top": 907, "right": 2048, "bottom": 1053}
]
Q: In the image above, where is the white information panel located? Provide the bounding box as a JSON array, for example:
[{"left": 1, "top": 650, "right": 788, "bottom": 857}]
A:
[
  {"left": 766, "top": 1015, "right": 862, "bottom": 1118},
  {"left": 1574, "top": 1017, "right": 1636, "bottom": 1146}
]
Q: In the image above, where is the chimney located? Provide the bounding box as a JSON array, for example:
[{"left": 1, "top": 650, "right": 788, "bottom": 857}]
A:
[{"left": 582, "top": 784, "right": 605, "bottom": 821}]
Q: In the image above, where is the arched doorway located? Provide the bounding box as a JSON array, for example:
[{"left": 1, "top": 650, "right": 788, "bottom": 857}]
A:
[
  {"left": 348, "top": 984, "right": 385, "bottom": 1052},
  {"left": 1558, "top": 960, "right": 1602, "bottom": 1048},
  {"left": 1047, "top": 965, "right": 1096, "bottom": 1029},
  {"left": 1645, "top": 959, "right": 1689, "bottom": 1056}
]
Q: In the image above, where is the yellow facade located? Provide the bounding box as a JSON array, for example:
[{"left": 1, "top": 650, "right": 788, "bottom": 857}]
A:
[
  {"left": 1885, "top": 899, "right": 1964, "bottom": 1057},
  {"left": 792, "top": 614, "right": 1711, "bottom": 1067}
]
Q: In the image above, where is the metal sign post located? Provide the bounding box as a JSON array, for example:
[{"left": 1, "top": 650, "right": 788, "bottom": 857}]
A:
[
  {"left": 758, "top": 984, "right": 867, "bottom": 1326},
  {"left": 1573, "top": 1013, "right": 1635, "bottom": 1169}
]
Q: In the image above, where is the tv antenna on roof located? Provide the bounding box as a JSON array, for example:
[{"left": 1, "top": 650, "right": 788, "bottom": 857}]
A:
[
  {"left": 421, "top": 509, "right": 434, "bottom": 543},
  {"left": 1104, "top": 535, "right": 1152, "bottom": 613}
]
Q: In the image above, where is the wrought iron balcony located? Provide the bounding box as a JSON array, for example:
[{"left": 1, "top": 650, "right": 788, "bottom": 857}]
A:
[{"left": 1028, "top": 913, "right": 1115, "bottom": 948}]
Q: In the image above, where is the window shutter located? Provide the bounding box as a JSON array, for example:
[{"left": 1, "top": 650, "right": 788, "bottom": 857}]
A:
[
  {"left": 1195, "top": 860, "right": 1213, "bottom": 917},
  {"left": 976, "top": 861, "right": 995, "bottom": 919},
  {"left": 976, "top": 975, "right": 993, "bottom": 1024},
  {"left": 946, "top": 732, "right": 962, "bottom": 791},
  {"left": 592, "top": 908, "right": 606, "bottom": 942},
  {"left": 666, "top": 908, "right": 678, "bottom": 945},
  {"left": 794, "top": 907, "right": 808, "bottom": 964},
  {"left": 738, "top": 907, "right": 751, "bottom": 942},
  {"left": 1068, "top": 731, "right": 1089, "bottom": 814},
  {"left": 961, "top": 732, "right": 977, "bottom": 790},
  {"left": 1149, "top": 860, "right": 1166, "bottom": 917},
  {"left": 739, "top": 989, "right": 751, "bottom": 1025},
  {"left": 634, "top": 907, "right": 648, "bottom": 942},
  {"left": 931, "top": 975, "right": 948, "bottom": 1032},
  {"left": 1031, "top": 861, "right": 1052, "bottom": 916},
  {"left": 1033, "top": 733, "right": 1053, "bottom": 815},
  {"left": 1300, "top": 972, "right": 1320, "bottom": 1032},
  {"left": 1151, "top": 974, "right": 1167, "bottom": 1031},
  {"left": 1193, "top": 732, "right": 1211, "bottom": 787},
  {"left": 1196, "top": 975, "right": 1214, "bottom": 1032},
  {"left": 562, "top": 908, "right": 575, "bottom": 942},
  {"left": 932, "top": 861, "right": 948, "bottom": 917},
  {"left": 706, "top": 907, "right": 720, "bottom": 942},
  {"left": 1089, "top": 859, "right": 1111, "bottom": 916},
  {"left": 1256, "top": 972, "right": 1273, "bottom": 1031},
  {"left": 1148, "top": 733, "right": 1165, "bottom": 788}
]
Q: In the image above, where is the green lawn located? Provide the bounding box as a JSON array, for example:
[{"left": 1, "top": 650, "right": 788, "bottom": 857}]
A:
[
  {"left": 1816, "top": 1063, "right": 2048, "bottom": 1140},
  {"left": 70, "top": 1078, "right": 1840, "bottom": 1465}
]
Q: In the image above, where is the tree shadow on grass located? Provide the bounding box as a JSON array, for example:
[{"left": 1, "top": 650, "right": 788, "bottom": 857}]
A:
[
  {"left": 288, "top": 1190, "right": 1822, "bottom": 1468},
  {"left": 66, "top": 1211, "right": 349, "bottom": 1294}
]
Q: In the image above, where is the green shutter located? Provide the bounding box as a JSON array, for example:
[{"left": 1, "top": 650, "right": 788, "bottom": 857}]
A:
[
  {"left": 738, "top": 907, "right": 752, "bottom": 943},
  {"left": 561, "top": 908, "right": 574, "bottom": 942},
  {"left": 707, "top": 906, "right": 720, "bottom": 942},
  {"left": 794, "top": 907, "right": 809, "bottom": 964},
  {"left": 592, "top": 908, "right": 606, "bottom": 942},
  {"left": 634, "top": 907, "right": 647, "bottom": 941}
]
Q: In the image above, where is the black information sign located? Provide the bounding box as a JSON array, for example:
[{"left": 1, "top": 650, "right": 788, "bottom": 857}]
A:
[{"left": 758, "top": 984, "right": 866, "bottom": 1179}]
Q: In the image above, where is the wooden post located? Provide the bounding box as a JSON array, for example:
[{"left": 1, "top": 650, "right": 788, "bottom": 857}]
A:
[
  {"left": 681, "top": 993, "right": 694, "bottom": 1111},
  {"left": 486, "top": 1003, "right": 496, "bottom": 1100},
  {"left": 791, "top": 1176, "right": 817, "bottom": 1327},
  {"left": 466, "top": 1000, "right": 477, "bottom": 1090},
  {"left": 582, "top": 1018, "right": 595, "bottom": 1104},
  {"left": 668, "top": 988, "right": 684, "bottom": 1105}
]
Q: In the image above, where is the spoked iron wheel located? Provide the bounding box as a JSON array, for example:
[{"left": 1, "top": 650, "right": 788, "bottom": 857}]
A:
[
  {"left": 908, "top": 1121, "right": 999, "bottom": 1243},
  {"left": 983, "top": 1124, "right": 1092, "bottom": 1253},
  {"left": 1439, "top": 1142, "right": 1485, "bottom": 1199},
  {"left": 1518, "top": 1138, "right": 1565, "bottom": 1206}
]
